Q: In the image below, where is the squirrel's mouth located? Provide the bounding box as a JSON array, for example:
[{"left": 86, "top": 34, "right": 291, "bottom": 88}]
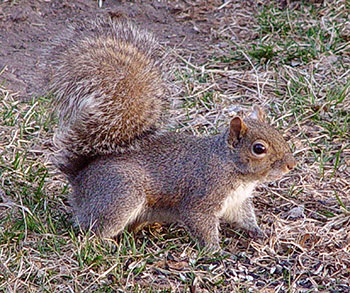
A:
[
  {"left": 266, "top": 168, "right": 291, "bottom": 181},
  {"left": 266, "top": 157, "right": 295, "bottom": 182},
  {"left": 266, "top": 173, "right": 284, "bottom": 181}
]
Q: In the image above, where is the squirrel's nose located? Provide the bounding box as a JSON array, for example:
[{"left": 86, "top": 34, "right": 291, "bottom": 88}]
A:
[{"left": 286, "top": 155, "right": 297, "bottom": 171}]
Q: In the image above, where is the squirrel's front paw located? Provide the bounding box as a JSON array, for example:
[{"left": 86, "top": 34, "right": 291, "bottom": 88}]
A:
[
  {"left": 197, "top": 239, "right": 221, "bottom": 253},
  {"left": 205, "top": 242, "right": 221, "bottom": 253},
  {"left": 246, "top": 226, "right": 267, "bottom": 240}
]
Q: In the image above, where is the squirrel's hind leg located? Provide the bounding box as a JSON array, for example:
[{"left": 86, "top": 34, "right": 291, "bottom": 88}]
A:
[
  {"left": 71, "top": 160, "right": 149, "bottom": 239},
  {"left": 98, "top": 193, "right": 147, "bottom": 239},
  {"left": 72, "top": 182, "right": 147, "bottom": 239}
]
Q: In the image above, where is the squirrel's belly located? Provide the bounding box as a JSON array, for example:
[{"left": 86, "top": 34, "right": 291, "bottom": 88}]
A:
[{"left": 217, "top": 182, "right": 257, "bottom": 222}]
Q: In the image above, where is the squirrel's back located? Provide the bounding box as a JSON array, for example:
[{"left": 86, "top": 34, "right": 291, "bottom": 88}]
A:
[{"left": 49, "top": 18, "right": 170, "bottom": 173}]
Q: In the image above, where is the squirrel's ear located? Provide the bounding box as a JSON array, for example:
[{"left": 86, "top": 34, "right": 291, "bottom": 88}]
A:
[
  {"left": 228, "top": 117, "right": 248, "bottom": 146},
  {"left": 249, "top": 105, "right": 266, "bottom": 123}
]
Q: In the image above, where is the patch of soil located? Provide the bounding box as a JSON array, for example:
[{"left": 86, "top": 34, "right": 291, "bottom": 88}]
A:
[{"left": 0, "top": 0, "right": 251, "bottom": 98}]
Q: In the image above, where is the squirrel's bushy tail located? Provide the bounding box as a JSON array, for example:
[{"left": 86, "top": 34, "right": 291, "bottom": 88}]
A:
[{"left": 49, "top": 18, "right": 170, "bottom": 175}]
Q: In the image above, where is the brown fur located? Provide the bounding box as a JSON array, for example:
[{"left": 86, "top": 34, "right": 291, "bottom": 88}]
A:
[
  {"left": 50, "top": 18, "right": 169, "bottom": 162},
  {"left": 50, "top": 19, "right": 296, "bottom": 250}
]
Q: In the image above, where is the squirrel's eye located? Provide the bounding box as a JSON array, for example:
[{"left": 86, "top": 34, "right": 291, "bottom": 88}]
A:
[{"left": 251, "top": 141, "right": 268, "bottom": 158}]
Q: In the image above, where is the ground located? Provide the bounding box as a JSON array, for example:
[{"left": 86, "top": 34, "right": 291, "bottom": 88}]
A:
[{"left": 0, "top": 0, "right": 349, "bottom": 292}]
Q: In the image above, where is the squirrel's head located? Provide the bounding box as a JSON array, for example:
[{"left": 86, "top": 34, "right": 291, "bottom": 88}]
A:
[{"left": 227, "top": 105, "right": 296, "bottom": 182}]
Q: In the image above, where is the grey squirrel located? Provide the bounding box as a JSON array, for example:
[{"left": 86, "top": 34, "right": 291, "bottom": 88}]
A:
[{"left": 50, "top": 18, "right": 296, "bottom": 250}]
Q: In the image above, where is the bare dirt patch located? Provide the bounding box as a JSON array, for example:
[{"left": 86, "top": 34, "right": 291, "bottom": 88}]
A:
[{"left": 0, "top": 0, "right": 238, "bottom": 98}]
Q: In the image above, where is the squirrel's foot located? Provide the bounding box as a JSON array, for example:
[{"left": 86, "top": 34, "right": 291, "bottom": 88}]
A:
[
  {"left": 245, "top": 226, "right": 266, "bottom": 241},
  {"left": 201, "top": 242, "right": 221, "bottom": 253},
  {"left": 182, "top": 212, "right": 221, "bottom": 252}
]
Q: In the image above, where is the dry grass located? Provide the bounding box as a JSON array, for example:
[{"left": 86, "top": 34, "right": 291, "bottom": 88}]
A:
[{"left": 1, "top": 0, "right": 349, "bottom": 292}]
